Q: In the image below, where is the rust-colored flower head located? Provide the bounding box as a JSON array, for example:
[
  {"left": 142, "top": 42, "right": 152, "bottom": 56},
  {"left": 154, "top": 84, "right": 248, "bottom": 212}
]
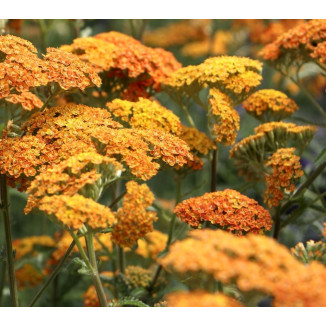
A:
[
  {"left": 42, "top": 47, "right": 101, "bottom": 91},
  {"left": 243, "top": 89, "right": 299, "bottom": 121},
  {"left": 260, "top": 19, "right": 326, "bottom": 69},
  {"left": 15, "top": 264, "right": 43, "bottom": 290},
  {"left": 292, "top": 240, "right": 326, "bottom": 266},
  {"left": 174, "top": 189, "right": 273, "bottom": 235},
  {"left": 166, "top": 290, "right": 243, "bottom": 307},
  {"left": 38, "top": 194, "right": 116, "bottom": 230},
  {"left": 4, "top": 91, "right": 43, "bottom": 111},
  {"left": 264, "top": 148, "right": 303, "bottom": 207},
  {"left": 136, "top": 230, "right": 168, "bottom": 260},
  {"left": 144, "top": 20, "right": 210, "bottom": 48},
  {"left": 208, "top": 88, "right": 240, "bottom": 145},
  {"left": 311, "top": 41, "right": 326, "bottom": 63},
  {"left": 0, "top": 35, "right": 48, "bottom": 98},
  {"left": 160, "top": 229, "right": 326, "bottom": 307},
  {"left": 106, "top": 98, "right": 181, "bottom": 135},
  {"left": 112, "top": 181, "right": 157, "bottom": 247}
]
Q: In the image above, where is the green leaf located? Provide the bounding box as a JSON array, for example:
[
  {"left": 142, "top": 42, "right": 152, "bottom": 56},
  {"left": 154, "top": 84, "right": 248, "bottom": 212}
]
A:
[
  {"left": 111, "top": 296, "right": 149, "bottom": 307},
  {"left": 71, "top": 257, "right": 92, "bottom": 276}
]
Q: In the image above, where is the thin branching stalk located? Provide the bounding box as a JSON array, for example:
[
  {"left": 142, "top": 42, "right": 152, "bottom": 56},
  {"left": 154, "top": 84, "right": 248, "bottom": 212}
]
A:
[{"left": 210, "top": 148, "right": 218, "bottom": 192}]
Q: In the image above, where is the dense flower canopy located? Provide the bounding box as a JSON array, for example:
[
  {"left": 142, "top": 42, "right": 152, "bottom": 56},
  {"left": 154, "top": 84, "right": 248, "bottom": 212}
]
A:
[{"left": 174, "top": 189, "right": 273, "bottom": 234}]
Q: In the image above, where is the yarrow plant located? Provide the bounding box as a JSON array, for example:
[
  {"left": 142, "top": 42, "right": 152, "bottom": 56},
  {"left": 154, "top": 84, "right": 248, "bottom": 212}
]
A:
[{"left": 0, "top": 19, "right": 325, "bottom": 308}]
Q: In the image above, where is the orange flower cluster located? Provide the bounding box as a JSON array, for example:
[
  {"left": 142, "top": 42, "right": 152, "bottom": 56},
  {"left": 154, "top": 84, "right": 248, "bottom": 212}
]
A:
[
  {"left": 209, "top": 88, "right": 240, "bottom": 145},
  {"left": 124, "top": 265, "right": 152, "bottom": 289},
  {"left": 311, "top": 41, "right": 326, "bottom": 63},
  {"left": 144, "top": 20, "right": 210, "bottom": 48},
  {"left": 5, "top": 91, "right": 43, "bottom": 111},
  {"left": 106, "top": 98, "right": 181, "bottom": 135},
  {"left": 112, "top": 181, "right": 157, "bottom": 247},
  {"left": 181, "top": 30, "right": 233, "bottom": 58},
  {"left": 24, "top": 152, "right": 122, "bottom": 214},
  {"left": 60, "top": 37, "right": 116, "bottom": 73},
  {"left": 12, "top": 235, "right": 55, "bottom": 260},
  {"left": 292, "top": 240, "right": 326, "bottom": 265},
  {"left": 260, "top": 19, "right": 326, "bottom": 66},
  {"left": 42, "top": 47, "right": 101, "bottom": 91},
  {"left": 166, "top": 290, "right": 243, "bottom": 307},
  {"left": 174, "top": 189, "right": 272, "bottom": 234},
  {"left": 0, "top": 35, "right": 47, "bottom": 99},
  {"left": 160, "top": 229, "right": 326, "bottom": 307},
  {"left": 265, "top": 148, "right": 303, "bottom": 207},
  {"left": 83, "top": 285, "right": 101, "bottom": 307},
  {"left": 15, "top": 264, "right": 43, "bottom": 290},
  {"left": 38, "top": 194, "right": 116, "bottom": 230},
  {"left": 136, "top": 230, "right": 168, "bottom": 260},
  {"left": 243, "top": 89, "right": 299, "bottom": 121},
  {"left": 164, "top": 56, "right": 262, "bottom": 103}
]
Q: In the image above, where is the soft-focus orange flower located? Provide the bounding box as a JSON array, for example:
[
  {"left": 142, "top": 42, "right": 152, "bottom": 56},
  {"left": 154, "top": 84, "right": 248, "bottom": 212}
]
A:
[
  {"left": 292, "top": 240, "right": 326, "bottom": 265},
  {"left": 112, "top": 181, "right": 157, "bottom": 247},
  {"left": 107, "top": 98, "right": 181, "bottom": 135},
  {"left": 15, "top": 264, "right": 43, "bottom": 290},
  {"left": 136, "top": 230, "right": 168, "bottom": 260},
  {"left": 83, "top": 285, "right": 101, "bottom": 307},
  {"left": 144, "top": 20, "right": 210, "bottom": 48},
  {"left": 160, "top": 229, "right": 326, "bottom": 307},
  {"left": 0, "top": 35, "right": 47, "bottom": 98},
  {"left": 209, "top": 88, "right": 240, "bottom": 145},
  {"left": 5, "top": 91, "right": 43, "bottom": 111},
  {"left": 38, "top": 194, "right": 116, "bottom": 230},
  {"left": 174, "top": 189, "right": 272, "bottom": 234},
  {"left": 265, "top": 148, "right": 303, "bottom": 207},
  {"left": 311, "top": 41, "right": 326, "bottom": 63},
  {"left": 243, "top": 89, "right": 299, "bottom": 121},
  {"left": 42, "top": 47, "right": 101, "bottom": 91},
  {"left": 124, "top": 265, "right": 152, "bottom": 289},
  {"left": 166, "top": 290, "right": 243, "bottom": 307}
]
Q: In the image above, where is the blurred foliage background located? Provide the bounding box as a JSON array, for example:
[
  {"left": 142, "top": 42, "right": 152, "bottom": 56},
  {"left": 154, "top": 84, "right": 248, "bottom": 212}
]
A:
[{"left": 0, "top": 19, "right": 325, "bottom": 306}]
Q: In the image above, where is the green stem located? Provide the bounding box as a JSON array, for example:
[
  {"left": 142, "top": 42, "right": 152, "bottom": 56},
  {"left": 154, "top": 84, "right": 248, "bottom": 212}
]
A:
[
  {"left": 28, "top": 240, "right": 75, "bottom": 307},
  {"left": 273, "top": 206, "right": 282, "bottom": 240},
  {"left": 181, "top": 102, "right": 196, "bottom": 128},
  {"left": 0, "top": 259, "right": 6, "bottom": 305},
  {"left": 85, "top": 232, "right": 108, "bottom": 307},
  {"left": 0, "top": 175, "right": 18, "bottom": 306},
  {"left": 210, "top": 148, "right": 218, "bottom": 192},
  {"left": 117, "top": 246, "right": 125, "bottom": 274}
]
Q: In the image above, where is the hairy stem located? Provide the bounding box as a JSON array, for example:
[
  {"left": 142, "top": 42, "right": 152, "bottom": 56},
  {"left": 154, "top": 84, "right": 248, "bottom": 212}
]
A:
[{"left": 0, "top": 175, "right": 19, "bottom": 306}]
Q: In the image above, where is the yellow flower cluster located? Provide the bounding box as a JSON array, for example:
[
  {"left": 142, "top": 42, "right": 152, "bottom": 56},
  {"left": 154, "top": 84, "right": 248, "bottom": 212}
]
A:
[
  {"left": 181, "top": 30, "right": 233, "bottom": 58},
  {"left": 243, "top": 89, "right": 299, "bottom": 121},
  {"left": 136, "top": 230, "right": 168, "bottom": 260},
  {"left": 265, "top": 148, "right": 303, "bottom": 207},
  {"left": 209, "top": 88, "right": 240, "bottom": 145},
  {"left": 107, "top": 98, "right": 181, "bottom": 135},
  {"left": 292, "top": 240, "right": 326, "bottom": 265},
  {"left": 38, "top": 194, "right": 116, "bottom": 230},
  {"left": 124, "top": 265, "right": 152, "bottom": 289},
  {"left": 160, "top": 229, "right": 326, "bottom": 307},
  {"left": 144, "top": 20, "right": 210, "bottom": 48},
  {"left": 12, "top": 235, "right": 55, "bottom": 260},
  {"left": 164, "top": 56, "right": 262, "bottom": 103},
  {"left": 174, "top": 189, "right": 272, "bottom": 234},
  {"left": 0, "top": 35, "right": 47, "bottom": 98},
  {"left": 112, "top": 181, "right": 157, "bottom": 247},
  {"left": 4, "top": 91, "right": 43, "bottom": 111},
  {"left": 166, "top": 290, "right": 243, "bottom": 307}
]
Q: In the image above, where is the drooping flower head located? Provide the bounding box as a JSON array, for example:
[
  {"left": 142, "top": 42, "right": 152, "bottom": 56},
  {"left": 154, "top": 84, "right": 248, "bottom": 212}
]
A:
[
  {"left": 166, "top": 291, "right": 243, "bottom": 307},
  {"left": 112, "top": 181, "right": 157, "bottom": 248},
  {"left": 174, "top": 189, "right": 273, "bottom": 235},
  {"left": 264, "top": 148, "right": 303, "bottom": 207},
  {"left": 243, "top": 89, "right": 299, "bottom": 122},
  {"left": 160, "top": 229, "right": 326, "bottom": 307}
]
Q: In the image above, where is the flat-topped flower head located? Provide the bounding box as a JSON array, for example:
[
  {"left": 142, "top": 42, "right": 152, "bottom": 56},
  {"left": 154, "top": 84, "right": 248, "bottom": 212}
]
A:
[
  {"left": 0, "top": 35, "right": 48, "bottom": 98},
  {"left": 166, "top": 290, "right": 243, "bottom": 307},
  {"left": 124, "top": 266, "right": 152, "bottom": 290},
  {"left": 112, "top": 181, "right": 157, "bottom": 247},
  {"left": 42, "top": 47, "right": 101, "bottom": 91},
  {"left": 38, "top": 194, "right": 116, "bottom": 230},
  {"left": 160, "top": 229, "right": 326, "bottom": 307},
  {"left": 107, "top": 98, "right": 181, "bottom": 135},
  {"left": 260, "top": 19, "right": 326, "bottom": 69},
  {"left": 265, "top": 148, "right": 303, "bottom": 207},
  {"left": 4, "top": 91, "right": 43, "bottom": 111},
  {"left": 174, "top": 189, "right": 272, "bottom": 235},
  {"left": 243, "top": 89, "right": 299, "bottom": 121},
  {"left": 208, "top": 88, "right": 240, "bottom": 145}
]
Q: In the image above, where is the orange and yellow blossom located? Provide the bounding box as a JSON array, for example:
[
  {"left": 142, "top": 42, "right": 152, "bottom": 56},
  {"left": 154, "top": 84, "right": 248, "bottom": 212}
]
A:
[
  {"left": 4, "top": 91, "right": 43, "bottom": 111},
  {"left": 124, "top": 266, "right": 152, "bottom": 289},
  {"left": 166, "top": 290, "right": 243, "bottom": 307},
  {"left": 136, "top": 230, "right": 168, "bottom": 260},
  {"left": 264, "top": 148, "right": 303, "bottom": 207},
  {"left": 243, "top": 89, "right": 299, "bottom": 121},
  {"left": 174, "top": 189, "right": 272, "bottom": 234},
  {"left": 160, "top": 229, "right": 326, "bottom": 307},
  {"left": 15, "top": 264, "right": 43, "bottom": 290},
  {"left": 112, "top": 181, "right": 157, "bottom": 247}
]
